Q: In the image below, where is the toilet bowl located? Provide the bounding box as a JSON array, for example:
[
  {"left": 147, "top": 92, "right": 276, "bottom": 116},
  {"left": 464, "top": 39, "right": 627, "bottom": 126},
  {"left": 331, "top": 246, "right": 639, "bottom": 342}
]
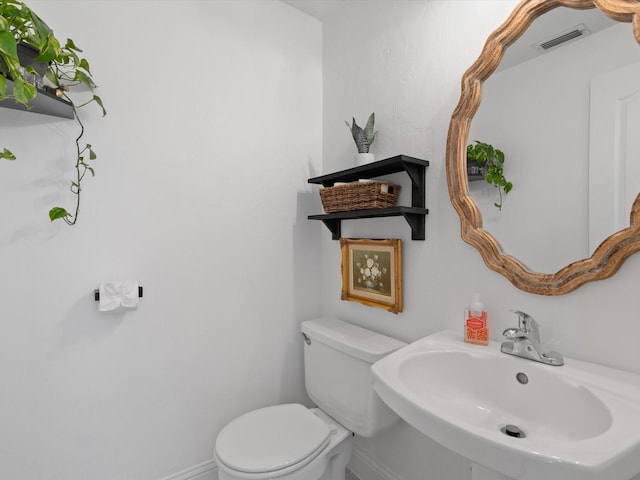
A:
[
  {"left": 215, "top": 405, "right": 351, "bottom": 480},
  {"left": 214, "top": 317, "right": 406, "bottom": 480}
]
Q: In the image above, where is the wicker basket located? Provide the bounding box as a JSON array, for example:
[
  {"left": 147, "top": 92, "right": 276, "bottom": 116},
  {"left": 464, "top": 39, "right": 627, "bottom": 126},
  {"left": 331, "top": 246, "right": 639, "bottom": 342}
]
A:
[{"left": 320, "top": 181, "right": 400, "bottom": 213}]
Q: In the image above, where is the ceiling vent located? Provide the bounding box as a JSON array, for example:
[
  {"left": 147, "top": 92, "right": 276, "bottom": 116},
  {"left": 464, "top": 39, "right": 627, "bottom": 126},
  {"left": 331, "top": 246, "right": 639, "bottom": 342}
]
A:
[{"left": 534, "top": 23, "right": 591, "bottom": 53}]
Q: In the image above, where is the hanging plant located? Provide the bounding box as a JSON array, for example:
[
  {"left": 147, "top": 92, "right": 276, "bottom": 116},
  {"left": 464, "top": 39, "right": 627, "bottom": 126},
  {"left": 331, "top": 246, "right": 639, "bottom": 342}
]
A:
[
  {"left": 0, "top": 1, "right": 106, "bottom": 225},
  {"left": 467, "top": 140, "right": 512, "bottom": 210}
]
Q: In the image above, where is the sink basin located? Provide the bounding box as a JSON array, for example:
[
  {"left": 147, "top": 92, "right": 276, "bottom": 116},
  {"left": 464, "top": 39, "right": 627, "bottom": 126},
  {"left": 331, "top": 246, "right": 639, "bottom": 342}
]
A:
[{"left": 371, "top": 330, "right": 640, "bottom": 480}]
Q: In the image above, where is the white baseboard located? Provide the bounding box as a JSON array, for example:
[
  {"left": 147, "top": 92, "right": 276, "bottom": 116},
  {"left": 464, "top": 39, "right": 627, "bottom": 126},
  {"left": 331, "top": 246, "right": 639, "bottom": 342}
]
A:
[
  {"left": 348, "top": 443, "right": 402, "bottom": 480},
  {"left": 158, "top": 445, "right": 400, "bottom": 480},
  {"left": 159, "top": 459, "right": 217, "bottom": 480}
]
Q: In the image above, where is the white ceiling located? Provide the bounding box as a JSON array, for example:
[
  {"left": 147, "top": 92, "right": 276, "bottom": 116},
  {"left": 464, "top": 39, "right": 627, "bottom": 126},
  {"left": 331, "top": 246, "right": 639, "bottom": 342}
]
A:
[
  {"left": 280, "top": 1, "right": 618, "bottom": 71},
  {"left": 280, "top": 0, "right": 346, "bottom": 22}
]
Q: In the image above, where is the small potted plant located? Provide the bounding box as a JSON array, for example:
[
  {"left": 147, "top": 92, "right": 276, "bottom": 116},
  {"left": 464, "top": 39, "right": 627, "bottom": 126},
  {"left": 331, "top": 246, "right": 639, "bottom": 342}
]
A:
[
  {"left": 0, "top": 1, "right": 106, "bottom": 225},
  {"left": 466, "top": 140, "right": 513, "bottom": 210},
  {"left": 345, "top": 112, "right": 377, "bottom": 165}
]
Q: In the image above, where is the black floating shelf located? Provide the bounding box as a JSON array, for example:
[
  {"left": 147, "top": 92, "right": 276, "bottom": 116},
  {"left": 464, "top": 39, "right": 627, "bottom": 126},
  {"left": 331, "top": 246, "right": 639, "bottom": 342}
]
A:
[
  {"left": 0, "top": 79, "right": 74, "bottom": 119},
  {"left": 468, "top": 174, "right": 485, "bottom": 182},
  {"left": 308, "top": 155, "right": 429, "bottom": 240},
  {"left": 308, "top": 206, "right": 429, "bottom": 240},
  {"left": 309, "top": 154, "right": 428, "bottom": 191}
]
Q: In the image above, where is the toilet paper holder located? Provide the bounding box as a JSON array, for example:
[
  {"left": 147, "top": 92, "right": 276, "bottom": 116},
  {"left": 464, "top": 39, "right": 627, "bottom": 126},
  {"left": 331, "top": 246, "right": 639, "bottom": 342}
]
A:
[{"left": 94, "top": 286, "right": 144, "bottom": 301}]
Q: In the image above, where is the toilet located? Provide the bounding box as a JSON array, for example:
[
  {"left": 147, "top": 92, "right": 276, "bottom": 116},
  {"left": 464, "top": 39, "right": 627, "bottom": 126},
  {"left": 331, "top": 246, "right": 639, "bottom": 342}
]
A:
[{"left": 214, "top": 317, "right": 407, "bottom": 480}]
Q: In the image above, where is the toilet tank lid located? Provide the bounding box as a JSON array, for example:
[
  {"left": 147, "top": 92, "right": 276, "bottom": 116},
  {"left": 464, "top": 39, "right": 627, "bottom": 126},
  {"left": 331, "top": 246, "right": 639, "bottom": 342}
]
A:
[{"left": 301, "top": 317, "right": 406, "bottom": 363}]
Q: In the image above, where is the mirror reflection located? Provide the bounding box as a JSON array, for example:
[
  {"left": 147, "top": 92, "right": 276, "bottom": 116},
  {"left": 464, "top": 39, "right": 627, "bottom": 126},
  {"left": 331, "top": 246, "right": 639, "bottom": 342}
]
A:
[{"left": 469, "top": 7, "right": 640, "bottom": 273}]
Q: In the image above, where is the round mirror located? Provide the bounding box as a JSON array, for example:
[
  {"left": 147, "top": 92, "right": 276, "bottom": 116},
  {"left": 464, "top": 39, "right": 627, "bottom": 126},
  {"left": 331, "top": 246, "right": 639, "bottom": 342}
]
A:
[{"left": 446, "top": 0, "right": 640, "bottom": 295}]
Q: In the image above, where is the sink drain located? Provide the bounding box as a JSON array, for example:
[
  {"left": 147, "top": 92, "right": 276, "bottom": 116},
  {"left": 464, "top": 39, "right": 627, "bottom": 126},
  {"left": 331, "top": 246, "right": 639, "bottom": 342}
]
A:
[{"left": 501, "top": 424, "right": 526, "bottom": 438}]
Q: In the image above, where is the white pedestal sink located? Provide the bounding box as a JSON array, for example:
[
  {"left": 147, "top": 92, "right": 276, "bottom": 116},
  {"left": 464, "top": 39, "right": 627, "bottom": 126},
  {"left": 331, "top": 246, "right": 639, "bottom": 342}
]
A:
[
  {"left": 472, "top": 463, "right": 512, "bottom": 480},
  {"left": 371, "top": 330, "right": 640, "bottom": 480}
]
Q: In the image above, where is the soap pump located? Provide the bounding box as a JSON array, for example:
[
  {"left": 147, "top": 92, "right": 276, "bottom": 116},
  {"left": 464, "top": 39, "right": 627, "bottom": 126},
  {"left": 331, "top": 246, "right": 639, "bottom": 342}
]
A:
[{"left": 464, "top": 293, "right": 488, "bottom": 345}]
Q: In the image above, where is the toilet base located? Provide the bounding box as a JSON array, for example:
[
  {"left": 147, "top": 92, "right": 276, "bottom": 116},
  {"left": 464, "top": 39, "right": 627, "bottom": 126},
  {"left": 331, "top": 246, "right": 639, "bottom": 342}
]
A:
[{"left": 315, "top": 409, "right": 352, "bottom": 480}]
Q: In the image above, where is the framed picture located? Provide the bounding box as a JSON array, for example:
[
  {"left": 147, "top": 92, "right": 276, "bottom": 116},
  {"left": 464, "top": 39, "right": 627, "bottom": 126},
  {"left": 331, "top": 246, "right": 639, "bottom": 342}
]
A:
[{"left": 340, "top": 238, "right": 402, "bottom": 314}]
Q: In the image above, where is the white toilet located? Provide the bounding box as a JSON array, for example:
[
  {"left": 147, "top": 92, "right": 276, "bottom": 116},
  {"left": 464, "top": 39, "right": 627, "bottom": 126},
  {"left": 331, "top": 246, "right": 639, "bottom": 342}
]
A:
[{"left": 214, "top": 317, "right": 407, "bottom": 480}]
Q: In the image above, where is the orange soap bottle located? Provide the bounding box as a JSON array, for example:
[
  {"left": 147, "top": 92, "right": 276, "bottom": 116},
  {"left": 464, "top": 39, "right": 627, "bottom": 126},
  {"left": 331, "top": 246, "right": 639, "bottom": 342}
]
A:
[{"left": 464, "top": 293, "right": 488, "bottom": 345}]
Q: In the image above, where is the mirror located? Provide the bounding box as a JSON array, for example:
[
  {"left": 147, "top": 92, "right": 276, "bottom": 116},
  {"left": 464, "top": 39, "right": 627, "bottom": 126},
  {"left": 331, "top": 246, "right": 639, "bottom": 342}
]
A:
[
  {"left": 470, "top": 7, "right": 640, "bottom": 273},
  {"left": 446, "top": 0, "right": 640, "bottom": 295}
]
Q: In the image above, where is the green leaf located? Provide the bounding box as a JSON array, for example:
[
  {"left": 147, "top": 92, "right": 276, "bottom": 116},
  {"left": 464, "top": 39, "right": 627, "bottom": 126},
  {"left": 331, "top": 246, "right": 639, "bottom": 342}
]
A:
[
  {"left": 1, "top": 148, "right": 16, "bottom": 160},
  {"left": 364, "top": 112, "right": 376, "bottom": 144},
  {"left": 74, "top": 69, "right": 95, "bottom": 88},
  {"left": 13, "top": 78, "right": 37, "bottom": 105},
  {"left": 36, "top": 32, "right": 61, "bottom": 63},
  {"left": 28, "top": 10, "right": 53, "bottom": 45},
  {"left": 0, "top": 30, "right": 18, "bottom": 59},
  {"left": 79, "top": 58, "right": 91, "bottom": 74},
  {"left": 64, "top": 38, "right": 83, "bottom": 52},
  {"left": 88, "top": 146, "right": 97, "bottom": 160},
  {"left": 504, "top": 182, "right": 513, "bottom": 194},
  {"left": 92, "top": 94, "right": 106, "bottom": 116},
  {"left": 1, "top": 6, "right": 22, "bottom": 24},
  {"left": 44, "top": 68, "right": 59, "bottom": 86},
  {"left": 0, "top": 74, "right": 6, "bottom": 98},
  {"left": 49, "top": 207, "right": 69, "bottom": 222},
  {"left": 64, "top": 49, "right": 79, "bottom": 66},
  {"left": 349, "top": 118, "right": 368, "bottom": 153}
]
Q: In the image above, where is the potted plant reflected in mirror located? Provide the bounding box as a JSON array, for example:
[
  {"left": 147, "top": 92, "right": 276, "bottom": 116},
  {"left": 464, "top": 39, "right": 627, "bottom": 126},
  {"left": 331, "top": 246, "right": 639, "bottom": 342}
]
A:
[
  {"left": 466, "top": 141, "right": 513, "bottom": 210},
  {"left": 346, "top": 112, "right": 377, "bottom": 166}
]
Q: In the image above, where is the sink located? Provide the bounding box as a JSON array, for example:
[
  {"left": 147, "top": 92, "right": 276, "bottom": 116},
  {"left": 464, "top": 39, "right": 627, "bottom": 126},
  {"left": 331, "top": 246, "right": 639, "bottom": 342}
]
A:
[{"left": 371, "top": 330, "right": 640, "bottom": 480}]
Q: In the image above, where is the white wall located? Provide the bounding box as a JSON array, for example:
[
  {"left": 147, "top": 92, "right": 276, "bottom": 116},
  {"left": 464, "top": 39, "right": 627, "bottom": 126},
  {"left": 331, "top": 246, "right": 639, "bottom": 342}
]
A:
[
  {"left": 320, "top": 1, "right": 640, "bottom": 479},
  {"left": 0, "top": 1, "right": 322, "bottom": 479}
]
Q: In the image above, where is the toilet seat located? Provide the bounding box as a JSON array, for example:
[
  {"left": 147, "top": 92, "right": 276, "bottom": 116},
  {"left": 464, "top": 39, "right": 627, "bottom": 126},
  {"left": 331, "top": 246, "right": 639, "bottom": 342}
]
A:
[{"left": 215, "top": 403, "right": 332, "bottom": 475}]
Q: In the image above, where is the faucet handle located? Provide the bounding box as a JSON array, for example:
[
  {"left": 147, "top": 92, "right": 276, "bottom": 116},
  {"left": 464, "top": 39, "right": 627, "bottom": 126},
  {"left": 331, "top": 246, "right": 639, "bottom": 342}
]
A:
[{"left": 512, "top": 310, "right": 541, "bottom": 342}]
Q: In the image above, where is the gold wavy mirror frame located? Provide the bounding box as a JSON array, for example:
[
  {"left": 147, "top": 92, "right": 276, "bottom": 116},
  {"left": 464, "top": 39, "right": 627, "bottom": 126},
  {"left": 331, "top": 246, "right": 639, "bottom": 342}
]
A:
[{"left": 446, "top": 0, "right": 640, "bottom": 295}]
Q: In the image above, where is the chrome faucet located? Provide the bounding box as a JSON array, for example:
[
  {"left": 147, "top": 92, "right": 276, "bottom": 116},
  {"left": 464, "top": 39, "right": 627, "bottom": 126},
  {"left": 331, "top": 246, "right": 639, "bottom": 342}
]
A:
[{"left": 500, "top": 310, "right": 564, "bottom": 366}]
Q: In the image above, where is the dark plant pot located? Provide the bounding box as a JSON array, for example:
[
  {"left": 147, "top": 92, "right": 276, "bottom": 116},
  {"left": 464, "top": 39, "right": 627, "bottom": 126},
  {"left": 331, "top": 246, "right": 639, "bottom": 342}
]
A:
[
  {"left": 0, "top": 42, "right": 49, "bottom": 79},
  {"left": 467, "top": 158, "right": 487, "bottom": 181},
  {"left": 17, "top": 43, "right": 49, "bottom": 77}
]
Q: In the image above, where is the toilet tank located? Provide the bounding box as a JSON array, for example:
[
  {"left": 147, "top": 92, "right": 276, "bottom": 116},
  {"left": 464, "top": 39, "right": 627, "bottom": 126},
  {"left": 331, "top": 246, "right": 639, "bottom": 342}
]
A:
[{"left": 301, "top": 317, "right": 407, "bottom": 437}]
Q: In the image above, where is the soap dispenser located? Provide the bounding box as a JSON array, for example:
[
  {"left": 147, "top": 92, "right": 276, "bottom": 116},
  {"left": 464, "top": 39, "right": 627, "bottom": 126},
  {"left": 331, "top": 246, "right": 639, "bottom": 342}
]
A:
[{"left": 464, "top": 293, "right": 488, "bottom": 345}]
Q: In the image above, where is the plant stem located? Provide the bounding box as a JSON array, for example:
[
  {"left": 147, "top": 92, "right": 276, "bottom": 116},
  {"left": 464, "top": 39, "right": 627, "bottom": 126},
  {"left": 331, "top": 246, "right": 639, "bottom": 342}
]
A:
[{"left": 61, "top": 97, "right": 85, "bottom": 226}]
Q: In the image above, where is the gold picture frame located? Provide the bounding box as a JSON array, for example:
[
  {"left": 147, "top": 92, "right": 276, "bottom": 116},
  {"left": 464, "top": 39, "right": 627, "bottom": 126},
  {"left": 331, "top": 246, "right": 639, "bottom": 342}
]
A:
[{"left": 340, "top": 238, "right": 402, "bottom": 314}]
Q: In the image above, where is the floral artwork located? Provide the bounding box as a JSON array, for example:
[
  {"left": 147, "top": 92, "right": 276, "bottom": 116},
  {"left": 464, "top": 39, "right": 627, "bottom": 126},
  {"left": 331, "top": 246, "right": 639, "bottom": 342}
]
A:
[
  {"left": 353, "top": 251, "right": 391, "bottom": 296},
  {"left": 340, "top": 238, "right": 402, "bottom": 314}
]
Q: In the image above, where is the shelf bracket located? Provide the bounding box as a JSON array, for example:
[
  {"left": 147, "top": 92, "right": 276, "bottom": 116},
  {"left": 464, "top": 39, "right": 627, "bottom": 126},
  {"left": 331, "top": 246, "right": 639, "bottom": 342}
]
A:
[
  {"left": 402, "top": 162, "right": 426, "bottom": 208},
  {"left": 401, "top": 212, "right": 426, "bottom": 240},
  {"left": 321, "top": 219, "right": 341, "bottom": 240}
]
